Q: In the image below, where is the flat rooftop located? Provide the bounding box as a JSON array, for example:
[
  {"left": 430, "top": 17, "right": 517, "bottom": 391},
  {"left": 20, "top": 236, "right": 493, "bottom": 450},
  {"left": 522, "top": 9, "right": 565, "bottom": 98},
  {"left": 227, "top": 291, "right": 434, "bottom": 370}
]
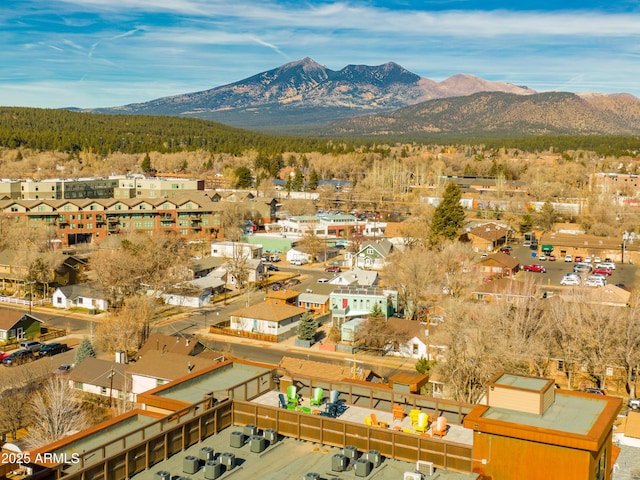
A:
[
  {"left": 492, "top": 373, "right": 550, "bottom": 392},
  {"left": 154, "top": 363, "right": 271, "bottom": 404},
  {"left": 481, "top": 391, "right": 607, "bottom": 436},
  {"left": 52, "top": 413, "right": 159, "bottom": 460},
  {"left": 130, "top": 426, "right": 479, "bottom": 480}
]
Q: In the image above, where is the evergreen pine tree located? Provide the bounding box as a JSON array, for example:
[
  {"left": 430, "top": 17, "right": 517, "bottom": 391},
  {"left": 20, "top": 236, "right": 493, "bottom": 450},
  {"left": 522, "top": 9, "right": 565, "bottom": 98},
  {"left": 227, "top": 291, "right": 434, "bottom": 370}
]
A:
[
  {"left": 429, "top": 183, "right": 466, "bottom": 246},
  {"left": 141, "top": 153, "right": 152, "bottom": 173},
  {"left": 291, "top": 169, "right": 304, "bottom": 191},
  {"left": 307, "top": 169, "right": 319, "bottom": 190},
  {"left": 75, "top": 338, "right": 96, "bottom": 364}
]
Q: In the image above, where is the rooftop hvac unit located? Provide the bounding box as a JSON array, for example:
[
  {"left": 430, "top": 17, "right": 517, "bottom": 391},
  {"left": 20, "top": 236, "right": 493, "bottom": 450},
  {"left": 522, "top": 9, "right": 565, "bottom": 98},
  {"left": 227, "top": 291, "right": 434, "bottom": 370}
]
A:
[
  {"left": 199, "top": 446, "right": 215, "bottom": 461},
  {"left": 154, "top": 472, "right": 171, "bottom": 480},
  {"left": 263, "top": 428, "right": 278, "bottom": 444},
  {"left": 219, "top": 452, "right": 236, "bottom": 470},
  {"left": 249, "top": 435, "right": 267, "bottom": 453},
  {"left": 243, "top": 424, "right": 259, "bottom": 436},
  {"left": 403, "top": 473, "right": 422, "bottom": 480},
  {"left": 354, "top": 458, "right": 373, "bottom": 477},
  {"left": 365, "top": 449, "right": 382, "bottom": 467},
  {"left": 332, "top": 454, "right": 348, "bottom": 472},
  {"left": 204, "top": 461, "right": 223, "bottom": 480},
  {"left": 343, "top": 445, "right": 359, "bottom": 460},
  {"left": 230, "top": 431, "right": 245, "bottom": 448},
  {"left": 303, "top": 474, "right": 320, "bottom": 480},
  {"left": 417, "top": 460, "right": 434, "bottom": 476},
  {"left": 183, "top": 455, "right": 199, "bottom": 474}
]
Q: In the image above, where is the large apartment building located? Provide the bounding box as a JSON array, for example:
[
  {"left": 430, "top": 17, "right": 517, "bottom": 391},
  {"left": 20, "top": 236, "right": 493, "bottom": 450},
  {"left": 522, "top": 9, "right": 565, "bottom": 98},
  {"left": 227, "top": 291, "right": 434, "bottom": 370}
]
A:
[{"left": 0, "top": 192, "right": 275, "bottom": 247}]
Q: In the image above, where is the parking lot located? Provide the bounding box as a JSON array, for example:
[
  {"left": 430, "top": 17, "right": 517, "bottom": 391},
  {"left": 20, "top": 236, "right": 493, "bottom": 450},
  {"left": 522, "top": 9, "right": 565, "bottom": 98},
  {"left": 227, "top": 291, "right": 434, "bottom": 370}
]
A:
[{"left": 510, "top": 245, "right": 637, "bottom": 289}]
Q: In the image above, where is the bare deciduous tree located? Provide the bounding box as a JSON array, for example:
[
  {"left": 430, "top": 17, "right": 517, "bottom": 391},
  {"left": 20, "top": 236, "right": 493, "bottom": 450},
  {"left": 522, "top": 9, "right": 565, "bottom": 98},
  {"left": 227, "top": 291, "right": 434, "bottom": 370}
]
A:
[
  {"left": 26, "top": 376, "right": 88, "bottom": 449},
  {"left": 95, "top": 295, "right": 155, "bottom": 353}
]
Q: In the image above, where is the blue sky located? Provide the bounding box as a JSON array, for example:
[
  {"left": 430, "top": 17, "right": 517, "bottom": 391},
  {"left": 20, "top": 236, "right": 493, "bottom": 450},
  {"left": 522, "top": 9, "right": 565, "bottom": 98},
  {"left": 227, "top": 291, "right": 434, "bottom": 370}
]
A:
[{"left": 2, "top": 0, "right": 640, "bottom": 108}]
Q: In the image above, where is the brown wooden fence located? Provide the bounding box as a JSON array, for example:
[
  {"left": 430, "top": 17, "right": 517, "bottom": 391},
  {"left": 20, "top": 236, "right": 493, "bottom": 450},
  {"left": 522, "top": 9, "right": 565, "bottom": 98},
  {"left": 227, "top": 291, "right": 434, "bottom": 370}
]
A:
[
  {"left": 208, "top": 326, "right": 278, "bottom": 343},
  {"left": 232, "top": 400, "right": 473, "bottom": 473}
]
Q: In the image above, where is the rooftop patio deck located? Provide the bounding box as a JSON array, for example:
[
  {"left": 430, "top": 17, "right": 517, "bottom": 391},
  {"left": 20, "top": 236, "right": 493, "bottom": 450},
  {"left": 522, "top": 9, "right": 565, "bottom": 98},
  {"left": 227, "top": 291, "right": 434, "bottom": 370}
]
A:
[{"left": 252, "top": 390, "right": 474, "bottom": 445}]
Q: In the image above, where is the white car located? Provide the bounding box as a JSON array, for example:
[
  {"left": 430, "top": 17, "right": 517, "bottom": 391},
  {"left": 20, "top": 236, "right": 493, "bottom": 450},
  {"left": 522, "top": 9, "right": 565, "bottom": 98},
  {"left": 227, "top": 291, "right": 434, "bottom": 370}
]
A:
[
  {"left": 598, "top": 262, "right": 616, "bottom": 270},
  {"left": 564, "top": 255, "right": 573, "bottom": 262},
  {"left": 584, "top": 256, "right": 592, "bottom": 263},
  {"left": 594, "top": 257, "right": 602, "bottom": 264},
  {"left": 317, "top": 278, "right": 329, "bottom": 283},
  {"left": 560, "top": 275, "right": 581, "bottom": 286},
  {"left": 585, "top": 275, "right": 606, "bottom": 287}
]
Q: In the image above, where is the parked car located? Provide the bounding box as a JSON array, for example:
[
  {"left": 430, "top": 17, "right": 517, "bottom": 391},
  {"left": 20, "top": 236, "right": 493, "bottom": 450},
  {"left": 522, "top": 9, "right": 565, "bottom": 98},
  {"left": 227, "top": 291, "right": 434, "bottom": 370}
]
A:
[
  {"left": 585, "top": 275, "right": 606, "bottom": 287},
  {"left": 548, "top": 255, "right": 556, "bottom": 261},
  {"left": 0, "top": 351, "right": 9, "bottom": 362},
  {"left": 20, "top": 340, "right": 43, "bottom": 353},
  {"left": 265, "top": 264, "right": 279, "bottom": 271},
  {"left": 564, "top": 255, "right": 573, "bottom": 262},
  {"left": 584, "top": 256, "right": 592, "bottom": 263},
  {"left": 317, "top": 278, "right": 329, "bottom": 283},
  {"left": 53, "top": 364, "right": 72, "bottom": 375},
  {"left": 522, "top": 264, "right": 546, "bottom": 273},
  {"left": 584, "top": 388, "right": 605, "bottom": 395},
  {"left": 2, "top": 349, "right": 34, "bottom": 366},
  {"left": 560, "top": 275, "right": 581, "bottom": 286},
  {"left": 538, "top": 254, "right": 547, "bottom": 261},
  {"left": 269, "top": 255, "right": 281, "bottom": 262},
  {"left": 629, "top": 398, "right": 640, "bottom": 410},
  {"left": 574, "top": 263, "right": 593, "bottom": 273},
  {"left": 39, "top": 342, "right": 69, "bottom": 357},
  {"left": 598, "top": 262, "right": 616, "bottom": 270},
  {"left": 325, "top": 266, "right": 341, "bottom": 273},
  {"left": 499, "top": 246, "right": 512, "bottom": 254},
  {"left": 574, "top": 256, "right": 583, "bottom": 263},
  {"left": 594, "top": 256, "right": 602, "bottom": 264},
  {"left": 592, "top": 267, "right": 612, "bottom": 276}
]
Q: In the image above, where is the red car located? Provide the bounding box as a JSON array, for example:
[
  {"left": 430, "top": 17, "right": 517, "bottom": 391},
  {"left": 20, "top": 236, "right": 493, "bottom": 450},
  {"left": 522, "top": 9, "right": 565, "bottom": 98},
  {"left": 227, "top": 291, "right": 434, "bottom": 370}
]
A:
[
  {"left": 325, "top": 266, "right": 342, "bottom": 273},
  {"left": 592, "top": 267, "right": 612, "bottom": 276},
  {"left": 522, "top": 264, "right": 546, "bottom": 273},
  {"left": 574, "top": 256, "right": 583, "bottom": 263}
]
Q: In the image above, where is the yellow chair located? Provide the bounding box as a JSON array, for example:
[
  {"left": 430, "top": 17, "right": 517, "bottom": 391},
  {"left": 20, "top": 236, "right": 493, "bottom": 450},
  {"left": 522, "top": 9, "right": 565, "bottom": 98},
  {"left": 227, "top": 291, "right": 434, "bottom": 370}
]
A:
[
  {"left": 409, "top": 409, "right": 421, "bottom": 425},
  {"left": 364, "top": 417, "right": 373, "bottom": 427},
  {"left": 414, "top": 413, "right": 429, "bottom": 434}
]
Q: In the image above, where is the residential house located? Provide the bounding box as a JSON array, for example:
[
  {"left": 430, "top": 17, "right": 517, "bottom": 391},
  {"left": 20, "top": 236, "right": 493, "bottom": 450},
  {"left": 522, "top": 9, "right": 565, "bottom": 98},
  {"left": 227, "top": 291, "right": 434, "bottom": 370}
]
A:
[
  {"left": 285, "top": 247, "right": 313, "bottom": 264},
  {"left": 328, "top": 268, "right": 379, "bottom": 286},
  {"left": 479, "top": 252, "right": 520, "bottom": 278},
  {"left": 52, "top": 254, "right": 89, "bottom": 287},
  {"left": 162, "top": 286, "right": 211, "bottom": 308},
  {"left": 189, "top": 256, "right": 225, "bottom": 278},
  {"left": 464, "top": 372, "right": 622, "bottom": 480},
  {"left": 219, "top": 258, "right": 263, "bottom": 287},
  {"left": 128, "top": 351, "right": 219, "bottom": 396},
  {"left": 228, "top": 302, "right": 307, "bottom": 340},
  {"left": 265, "top": 289, "right": 300, "bottom": 306},
  {"left": 297, "top": 292, "right": 330, "bottom": 314},
  {"left": 210, "top": 241, "right": 262, "bottom": 260},
  {"left": 51, "top": 282, "right": 109, "bottom": 311},
  {"left": 465, "top": 222, "right": 512, "bottom": 252},
  {"left": 346, "top": 239, "right": 393, "bottom": 270},
  {"left": 68, "top": 357, "right": 130, "bottom": 401},
  {"left": 0, "top": 249, "right": 31, "bottom": 290},
  {"left": 385, "top": 317, "right": 446, "bottom": 361},
  {"left": 329, "top": 285, "right": 399, "bottom": 326},
  {"left": 137, "top": 333, "right": 205, "bottom": 357},
  {"left": 0, "top": 310, "right": 42, "bottom": 341},
  {"left": 472, "top": 278, "right": 537, "bottom": 304}
]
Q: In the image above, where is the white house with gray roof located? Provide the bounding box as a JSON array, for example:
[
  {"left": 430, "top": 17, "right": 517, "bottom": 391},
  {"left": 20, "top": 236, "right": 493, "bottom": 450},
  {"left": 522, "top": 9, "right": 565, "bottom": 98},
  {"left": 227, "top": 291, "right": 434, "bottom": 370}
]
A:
[
  {"left": 51, "top": 282, "right": 109, "bottom": 311},
  {"left": 345, "top": 239, "right": 393, "bottom": 270}
]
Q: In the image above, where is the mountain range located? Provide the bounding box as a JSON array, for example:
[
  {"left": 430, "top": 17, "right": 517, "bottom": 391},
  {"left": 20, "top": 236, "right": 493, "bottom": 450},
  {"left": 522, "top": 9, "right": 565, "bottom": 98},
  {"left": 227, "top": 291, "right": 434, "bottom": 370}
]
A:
[{"left": 90, "top": 57, "right": 640, "bottom": 137}]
